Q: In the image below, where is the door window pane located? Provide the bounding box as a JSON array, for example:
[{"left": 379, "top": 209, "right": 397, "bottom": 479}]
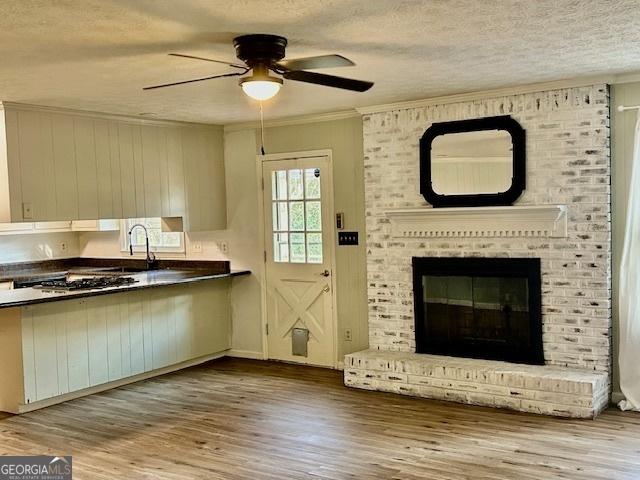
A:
[
  {"left": 270, "top": 166, "right": 323, "bottom": 264},
  {"left": 288, "top": 169, "right": 304, "bottom": 200},
  {"left": 290, "top": 233, "right": 306, "bottom": 263},
  {"left": 273, "top": 170, "right": 288, "bottom": 200},
  {"left": 305, "top": 201, "right": 321, "bottom": 231},
  {"left": 273, "top": 202, "right": 288, "bottom": 232},
  {"left": 304, "top": 168, "right": 321, "bottom": 199},
  {"left": 307, "top": 233, "right": 323, "bottom": 263},
  {"left": 273, "top": 233, "right": 289, "bottom": 262},
  {"left": 289, "top": 202, "right": 305, "bottom": 231}
]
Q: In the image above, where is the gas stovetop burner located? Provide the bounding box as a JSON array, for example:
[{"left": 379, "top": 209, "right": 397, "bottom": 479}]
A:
[{"left": 35, "top": 276, "right": 137, "bottom": 291}]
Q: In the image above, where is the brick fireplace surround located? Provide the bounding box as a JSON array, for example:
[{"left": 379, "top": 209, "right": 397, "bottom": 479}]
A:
[{"left": 345, "top": 84, "right": 611, "bottom": 418}]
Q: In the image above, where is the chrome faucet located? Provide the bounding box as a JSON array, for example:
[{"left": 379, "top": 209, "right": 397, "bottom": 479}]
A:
[{"left": 128, "top": 223, "right": 157, "bottom": 269}]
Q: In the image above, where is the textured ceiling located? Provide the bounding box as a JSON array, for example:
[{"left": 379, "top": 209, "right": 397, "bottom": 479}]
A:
[{"left": 0, "top": 0, "right": 639, "bottom": 124}]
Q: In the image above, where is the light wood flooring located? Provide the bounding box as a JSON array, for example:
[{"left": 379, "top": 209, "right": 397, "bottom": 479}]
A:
[{"left": 0, "top": 358, "right": 639, "bottom": 479}]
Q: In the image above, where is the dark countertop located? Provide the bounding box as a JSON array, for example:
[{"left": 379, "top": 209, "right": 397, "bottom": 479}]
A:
[
  {"left": 0, "top": 257, "right": 231, "bottom": 282},
  {"left": 0, "top": 258, "right": 250, "bottom": 309},
  {"left": 0, "top": 269, "right": 250, "bottom": 309}
]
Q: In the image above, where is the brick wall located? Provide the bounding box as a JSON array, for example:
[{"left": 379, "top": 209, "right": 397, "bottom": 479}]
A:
[{"left": 363, "top": 84, "right": 611, "bottom": 375}]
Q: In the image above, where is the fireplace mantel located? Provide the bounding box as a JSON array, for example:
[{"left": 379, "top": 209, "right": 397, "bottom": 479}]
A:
[{"left": 385, "top": 205, "right": 567, "bottom": 238}]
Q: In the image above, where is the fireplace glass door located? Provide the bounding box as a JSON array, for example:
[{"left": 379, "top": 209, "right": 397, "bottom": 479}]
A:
[{"left": 413, "top": 257, "right": 543, "bottom": 364}]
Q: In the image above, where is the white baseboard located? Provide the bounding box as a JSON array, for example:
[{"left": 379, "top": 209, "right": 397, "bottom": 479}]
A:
[
  {"left": 17, "top": 351, "right": 228, "bottom": 414},
  {"left": 227, "top": 349, "right": 265, "bottom": 360}
]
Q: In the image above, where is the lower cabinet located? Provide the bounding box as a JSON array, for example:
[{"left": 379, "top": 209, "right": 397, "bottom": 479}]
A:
[{"left": 0, "top": 280, "right": 230, "bottom": 412}]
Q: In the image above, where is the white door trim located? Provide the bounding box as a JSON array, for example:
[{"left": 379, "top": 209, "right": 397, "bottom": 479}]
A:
[{"left": 255, "top": 149, "right": 339, "bottom": 367}]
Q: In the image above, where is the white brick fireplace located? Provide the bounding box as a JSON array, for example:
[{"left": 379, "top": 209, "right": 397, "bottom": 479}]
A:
[{"left": 345, "top": 84, "right": 612, "bottom": 417}]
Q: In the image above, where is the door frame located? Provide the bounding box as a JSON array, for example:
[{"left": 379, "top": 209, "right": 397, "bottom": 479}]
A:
[{"left": 256, "top": 149, "right": 339, "bottom": 368}]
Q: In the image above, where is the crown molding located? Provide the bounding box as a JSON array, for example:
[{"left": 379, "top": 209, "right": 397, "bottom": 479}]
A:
[
  {"left": 355, "top": 76, "right": 618, "bottom": 115},
  {"left": 611, "top": 71, "right": 640, "bottom": 85},
  {"left": 0, "top": 101, "right": 222, "bottom": 129},
  {"left": 223, "top": 109, "right": 359, "bottom": 132},
  {"left": 228, "top": 72, "right": 640, "bottom": 130},
  {"left": 4, "top": 72, "right": 639, "bottom": 131}
]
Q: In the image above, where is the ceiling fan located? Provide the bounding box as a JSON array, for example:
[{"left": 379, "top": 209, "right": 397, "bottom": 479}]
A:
[{"left": 143, "top": 34, "right": 374, "bottom": 100}]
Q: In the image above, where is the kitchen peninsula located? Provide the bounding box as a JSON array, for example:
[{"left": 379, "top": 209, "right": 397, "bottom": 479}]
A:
[{"left": 0, "top": 258, "right": 249, "bottom": 413}]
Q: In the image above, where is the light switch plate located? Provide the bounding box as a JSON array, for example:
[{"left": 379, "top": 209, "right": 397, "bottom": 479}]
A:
[{"left": 338, "top": 231, "right": 358, "bottom": 246}]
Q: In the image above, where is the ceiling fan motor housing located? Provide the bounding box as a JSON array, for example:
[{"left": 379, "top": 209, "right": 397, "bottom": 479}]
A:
[{"left": 233, "top": 34, "right": 288, "bottom": 67}]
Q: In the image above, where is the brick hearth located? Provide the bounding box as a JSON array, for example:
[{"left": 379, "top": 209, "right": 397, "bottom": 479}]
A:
[{"left": 345, "top": 350, "right": 609, "bottom": 418}]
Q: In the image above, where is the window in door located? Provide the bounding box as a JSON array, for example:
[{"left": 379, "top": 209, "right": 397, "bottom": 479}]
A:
[{"left": 272, "top": 168, "right": 323, "bottom": 264}]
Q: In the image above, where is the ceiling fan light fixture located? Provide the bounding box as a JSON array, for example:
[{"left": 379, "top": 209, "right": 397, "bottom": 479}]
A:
[{"left": 240, "top": 75, "right": 283, "bottom": 101}]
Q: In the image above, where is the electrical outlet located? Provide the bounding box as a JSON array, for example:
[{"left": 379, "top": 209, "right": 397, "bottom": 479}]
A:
[
  {"left": 192, "top": 241, "right": 202, "bottom": 253},
  {"left": 22, "top": 202, "right": 33, "bottom": 220},
  {"left": 344, "top": 328, "right": 353, "bottom": 342},
  {"left": 218, "top": 241, "right": 229, "bottom": 254},
  {"left": 59, "top": 242, "right": 68, "bottom": 253}
]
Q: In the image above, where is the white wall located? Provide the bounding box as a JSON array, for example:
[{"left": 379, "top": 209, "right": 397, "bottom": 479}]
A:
[
  {"left": 0, "top": 232, "right": 80, "bottom": 264},
  {"left": 223, "top": 129, "right": 264, "bottom": 357}
]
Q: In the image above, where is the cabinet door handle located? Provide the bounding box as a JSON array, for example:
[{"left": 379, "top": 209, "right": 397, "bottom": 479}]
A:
[{"left": 320, "top": 270, "right": 330, "bottom": 277}]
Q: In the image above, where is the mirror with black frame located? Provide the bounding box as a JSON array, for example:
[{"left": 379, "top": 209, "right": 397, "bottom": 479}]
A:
[{"left": 420, "top": 115, "right": 526, "bottom": 207}]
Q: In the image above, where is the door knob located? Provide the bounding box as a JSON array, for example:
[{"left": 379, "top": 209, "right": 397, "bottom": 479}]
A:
[{"left": 320, "top": 270, "right": 330, "bottom": 277}]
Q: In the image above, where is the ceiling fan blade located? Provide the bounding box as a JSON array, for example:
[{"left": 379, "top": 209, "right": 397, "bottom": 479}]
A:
[
  {"left": 282, "top": 70, "right": 373, "bottom": 92},
  {"left": 168, "top": 53, "right": 246, "bottom": 69},
  {"left": 276, "top": 54, "right": 355, "bottom": 71},
  {"left": 143, "top": 71, "right": 246, "bottom": 90}
]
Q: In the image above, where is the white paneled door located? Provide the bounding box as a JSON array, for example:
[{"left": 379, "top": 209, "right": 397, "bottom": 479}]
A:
[{"left": 262, "top": 155, "right": 336, "bottom": 367}]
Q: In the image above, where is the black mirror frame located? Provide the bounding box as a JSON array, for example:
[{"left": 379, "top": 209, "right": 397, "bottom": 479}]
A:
[{"left": 419, "top": 115, "right": 526, "bottom": 207}]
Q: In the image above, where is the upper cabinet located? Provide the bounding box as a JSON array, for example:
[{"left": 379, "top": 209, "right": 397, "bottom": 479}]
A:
[{"left": 0, "top": 103, "right": 226, "bottom": 231}]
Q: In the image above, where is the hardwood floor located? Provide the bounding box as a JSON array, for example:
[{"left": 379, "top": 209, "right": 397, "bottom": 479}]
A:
[{"left": 0, "top": 358, "right": 639, "bottom": 479}]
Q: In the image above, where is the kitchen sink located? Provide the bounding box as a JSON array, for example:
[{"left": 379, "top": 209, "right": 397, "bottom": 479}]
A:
[
  {"left": 66, "top": 267, "right": 161, "bottom": 280},
  {"left": 109, "top": 267, "right": 155, "bottom": 273}
]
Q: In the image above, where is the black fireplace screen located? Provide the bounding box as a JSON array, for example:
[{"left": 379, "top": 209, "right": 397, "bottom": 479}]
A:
[{"left": 413, "top": 257, "right": 543, "bottom": 365}]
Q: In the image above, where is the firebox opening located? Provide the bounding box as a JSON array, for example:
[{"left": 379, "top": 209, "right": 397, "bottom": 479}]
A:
[{"left": 413, "top": 257, "right": 543, "bottom": 365}]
